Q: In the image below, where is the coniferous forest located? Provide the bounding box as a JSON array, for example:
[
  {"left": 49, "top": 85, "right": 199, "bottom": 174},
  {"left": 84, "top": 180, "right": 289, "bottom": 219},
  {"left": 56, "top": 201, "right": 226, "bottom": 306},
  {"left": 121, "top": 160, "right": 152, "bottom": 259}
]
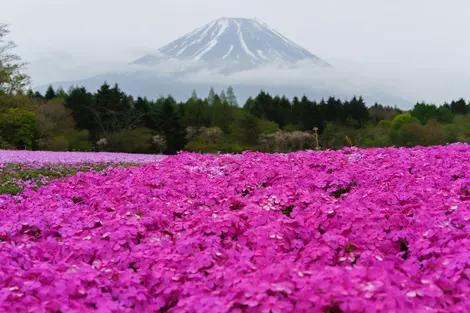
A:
[{"left": 2, "top": 82, "right": 470, "bottom": 155}]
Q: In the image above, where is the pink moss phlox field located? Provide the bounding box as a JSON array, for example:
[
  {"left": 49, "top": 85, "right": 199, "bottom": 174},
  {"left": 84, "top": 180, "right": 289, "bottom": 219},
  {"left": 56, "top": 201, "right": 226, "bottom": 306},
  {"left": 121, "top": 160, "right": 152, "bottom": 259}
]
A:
[
  {"left": 0, "top": 150, "right": 165, "bottom": 165},
  {"left": 2, "top": 144, "right": 470, "bottom": 312}
]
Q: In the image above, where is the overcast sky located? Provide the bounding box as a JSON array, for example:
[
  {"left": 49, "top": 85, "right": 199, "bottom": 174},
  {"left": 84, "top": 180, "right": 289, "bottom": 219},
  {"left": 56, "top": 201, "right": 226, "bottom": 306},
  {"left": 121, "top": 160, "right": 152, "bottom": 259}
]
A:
[{"left": 2, "top": 0, "right": 470, "bottom": 103}]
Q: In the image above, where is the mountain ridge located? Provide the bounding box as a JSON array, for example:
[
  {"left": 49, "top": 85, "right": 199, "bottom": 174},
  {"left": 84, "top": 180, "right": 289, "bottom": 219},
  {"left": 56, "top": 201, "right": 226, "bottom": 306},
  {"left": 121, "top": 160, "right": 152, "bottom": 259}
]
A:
[
  {"left": 132, "top": 17, "right": 331, "bottom": 72},
  {"left": 36, "top": 17, "right": 413, "bottom": 109}
]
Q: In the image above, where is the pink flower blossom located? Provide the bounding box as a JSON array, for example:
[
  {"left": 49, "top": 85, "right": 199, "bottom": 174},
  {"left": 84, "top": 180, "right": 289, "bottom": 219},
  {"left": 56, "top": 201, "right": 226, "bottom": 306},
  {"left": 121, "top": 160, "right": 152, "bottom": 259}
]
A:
[{"left": 1, "top": 144, "right": 470, "bottom": 312}]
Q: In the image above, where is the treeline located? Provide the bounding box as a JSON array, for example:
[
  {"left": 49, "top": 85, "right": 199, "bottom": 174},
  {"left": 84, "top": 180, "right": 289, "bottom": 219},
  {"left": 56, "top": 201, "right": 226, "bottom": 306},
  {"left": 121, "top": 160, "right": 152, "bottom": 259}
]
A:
[
  {"left": 2, "top": 24, "right": 470, "bottom": 154},
  {"left": 1, "top": 82, "right": 470, "bottom": 154}
]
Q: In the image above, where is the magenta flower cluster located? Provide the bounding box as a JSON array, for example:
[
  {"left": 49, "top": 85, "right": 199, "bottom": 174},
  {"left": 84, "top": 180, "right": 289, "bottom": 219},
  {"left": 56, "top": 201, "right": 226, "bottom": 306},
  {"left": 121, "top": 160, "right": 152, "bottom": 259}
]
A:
[{"left": 1, "top": 144, "right": 470, "bottom": 312}]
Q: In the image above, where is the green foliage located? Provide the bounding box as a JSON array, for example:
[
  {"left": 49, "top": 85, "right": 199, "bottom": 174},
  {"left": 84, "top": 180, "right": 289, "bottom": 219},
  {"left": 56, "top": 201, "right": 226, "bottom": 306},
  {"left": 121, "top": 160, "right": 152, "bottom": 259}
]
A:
[
  {"left": 67, "top": 130, "right": 92, "bottom": 151},
  {"left": 65, "top": 86, "right": 95, "bottom": 134},
  {"left": 0, "top": 136, "right": 14, "bottom": 149},
  {"left": 35, "top": 99, "right": 76, "bottom": 149},
  {"left": 48, "top": 136, "right": 69, "bottom": 151},
  {"left": 321, "top": 123, "right": 360, "bottom": 149},
  {"left": 450, "top": 98, "right": 467, "bottom": 115},
  {"left": 45, "top": 85, "right": 57, "bottom": 100},
  {"left": 226, "top": 86, "right": 238, "bottom": 106},
  {"left": 390, "top": 123, "right": 424, "bottom": 147},
  {"left": 377, "top": 120, "right": 392, "bottom": 128},
  {"left": 108, "top": 128, "right": 154, "bottom": 153},
  {"left": 0, "top": 107, "right": 36, "bottom": 148},
  {"left": 258, "top": 119, "right": 279, "bottom": 134},
  {"left": 412, "top": 102, "right": 454, "bottom": 125},
  {"left": 234, "top": 112, "right": 261, "bottom": 146},
  {"left": 159, "top": 97, "right": 186, "bottom": 154},
  {"left": 0, "top": 24, "right": 31, "bottom": 95},
  {"left": 391, "top": 113, "right": 412, "bottom": 130},
  {"left": 369, "top": 103, "right": 400, "bottom": 124},
  {"left": 211, "top": 96, "right": 233, "bottom": 133},
  {"left": 283, "top": 123, "right": 301, "bottom": 132}
]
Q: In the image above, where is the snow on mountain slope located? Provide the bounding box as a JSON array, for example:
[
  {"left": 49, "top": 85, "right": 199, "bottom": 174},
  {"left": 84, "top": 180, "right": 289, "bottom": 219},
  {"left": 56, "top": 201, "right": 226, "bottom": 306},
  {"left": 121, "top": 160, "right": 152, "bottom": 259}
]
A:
[{"left": 132, "top": 17, "right": 331, "bottom": 72}]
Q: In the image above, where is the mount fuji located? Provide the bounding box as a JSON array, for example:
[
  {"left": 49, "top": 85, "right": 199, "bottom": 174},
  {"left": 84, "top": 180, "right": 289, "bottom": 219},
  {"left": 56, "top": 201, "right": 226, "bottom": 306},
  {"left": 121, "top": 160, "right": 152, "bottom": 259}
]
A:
[
  {"left": 132, "top": 17, "right": 331, "bottom": 72},
  {"left": 37, "top": 17, "right": 412, "bottom": 108}
]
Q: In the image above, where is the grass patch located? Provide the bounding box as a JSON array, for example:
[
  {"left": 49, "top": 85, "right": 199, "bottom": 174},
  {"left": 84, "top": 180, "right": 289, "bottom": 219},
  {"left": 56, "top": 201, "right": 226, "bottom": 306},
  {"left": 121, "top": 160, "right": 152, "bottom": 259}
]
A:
[{"left": 0, "top": 162, "right": 138, "bottom": 195}]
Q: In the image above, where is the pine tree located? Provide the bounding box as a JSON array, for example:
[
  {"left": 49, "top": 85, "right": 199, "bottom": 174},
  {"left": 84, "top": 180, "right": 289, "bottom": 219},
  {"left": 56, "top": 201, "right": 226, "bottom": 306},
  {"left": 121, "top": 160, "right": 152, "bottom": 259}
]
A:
[
  {"left": 207, "top": 87, "right": 216, "bottom": 105},
  {"left": 56, "top": 87, "right": 68, "bottom": 99},
  {"left": 279, "top": 96, "right": 291, "bottom": 128},
  {"left": 134, "top": 97, "right": 150, "bottom": 128},
  {"left": 65, "top": 86, "right": 96, "bottom": 139},
  {"left": 236, "top": 112, "right": 261, "bottom": 146},
  {"left": 320, "top": 97, "right": 344, "bottom": 123},
  {"left": 220, "top": 90, "right": 227, "bottom": 103},
  {"left": 343, "top": 96, "right": 370, "bottom": 128},
  {"left": 211, "top": 94, "right": 233, "bottom": 133},
  {"left": 191, "top": 89, "right": 198, "bottom": 100},
  {"left": 45, "top": 85, "right": 56, "bottom": 100},
  {"left": 160, "top": 97, "right": 186, "bottom": 154},
  {"left": 226, "top": 86, "right": 238, "bottom": 106},
  {"left": 291, "top": 96, "right": 302, "bottom": 128},
  {"left": 450, "top": 98, "right": 467, "bottom": 115}
]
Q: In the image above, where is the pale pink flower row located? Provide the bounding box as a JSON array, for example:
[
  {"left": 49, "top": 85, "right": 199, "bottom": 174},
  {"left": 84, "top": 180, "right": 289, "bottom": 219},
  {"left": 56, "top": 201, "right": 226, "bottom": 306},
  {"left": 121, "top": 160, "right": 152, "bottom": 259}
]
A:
[{"left": 0, "top": 150, "right": 165, "bottom": 165}]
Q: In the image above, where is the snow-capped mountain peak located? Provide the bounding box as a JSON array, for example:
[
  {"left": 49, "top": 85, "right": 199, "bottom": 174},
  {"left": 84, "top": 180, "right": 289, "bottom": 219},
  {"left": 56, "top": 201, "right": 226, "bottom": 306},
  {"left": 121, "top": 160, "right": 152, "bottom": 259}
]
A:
[{"left": 133, "top": 17, "right": 330, "bottom": 72}]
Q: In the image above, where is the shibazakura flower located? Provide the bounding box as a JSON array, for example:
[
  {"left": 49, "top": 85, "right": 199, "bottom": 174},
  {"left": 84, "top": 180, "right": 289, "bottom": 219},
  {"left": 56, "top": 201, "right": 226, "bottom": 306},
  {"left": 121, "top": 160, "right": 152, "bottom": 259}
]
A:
[{"left": 1, "top": 143, "right": 470, "bottom": 312}]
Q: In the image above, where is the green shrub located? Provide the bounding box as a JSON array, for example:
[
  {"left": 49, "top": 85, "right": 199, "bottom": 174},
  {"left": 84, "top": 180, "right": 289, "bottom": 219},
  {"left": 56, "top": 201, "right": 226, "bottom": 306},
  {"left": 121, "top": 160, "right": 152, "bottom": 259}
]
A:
[
  {"left": 67, "top": 130, "right": 92, "bottom": 151},
  {"left": 48, "top": 135, "right": 69, "bottom": 151},
  {"left": 391, "top": 113, "right": 412, "bottom": 130},
  {"left": 258, "top": 119, "right": 279, "bottom": 134},
  {"left": 108, "top": 128, "right": 153, "bottom": 153},
  {"left": 0, "top": 107, "right": 37, "bottom": 149}
]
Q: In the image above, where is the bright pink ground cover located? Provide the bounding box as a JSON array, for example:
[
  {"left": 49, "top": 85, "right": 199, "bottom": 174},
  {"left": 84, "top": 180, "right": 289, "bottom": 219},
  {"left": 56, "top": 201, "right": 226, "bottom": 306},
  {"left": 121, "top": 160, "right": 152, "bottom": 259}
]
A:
[{"left": 1, "top": 144, "right": 470, "bottom": 312}]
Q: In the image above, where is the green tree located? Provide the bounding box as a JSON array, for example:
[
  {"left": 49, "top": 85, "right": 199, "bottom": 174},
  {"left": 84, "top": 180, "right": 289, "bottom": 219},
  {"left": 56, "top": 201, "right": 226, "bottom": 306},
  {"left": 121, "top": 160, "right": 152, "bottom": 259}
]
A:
[
  {"left": 108, "top": 128, "right": 154, "bottom": 153},
  {"left": 234, "top": 112, "right": 261, "bottom": 146},
  {"left": 182, "top": 97, "right": 211, "bottom": 128},
  {"left": 56, "top": 87, "right": 68, "bottom": 100},
  {"left": 90, "top": 83, "right": 141, "bottom": 138},
  {"left": 191, "top": 89, "right": 198, "bottom": 100},
  {"left": 226, "top": 86, "right": 238, "bottom": 106},
  {"left": 436, "top": 106, "right": 454, "bottom": 124},
  {"left": 450, "top": 98, "right": 467, "bottom": 115},
  {"left": 65, "top": 86, "right": 96, "bottom": 138},
  {"left": 35, "top": 99, "right": 75, "bottom": 149},
  {"left": 391, "top": 123, "right": 424, "bottom": 147},
  {"left": 211, "top": 95, "right": 233, "bottom": 133},
  {"left": 343, "top": 96, "right": 370, "bottom": 128},
  {"left": 369, "top": 103, "right": 399, "bottom": 124},
  {"left": 391, "top": 113, "right": 413, "bottom": 129},
  {"left": 207, "top": 87, "right": 216, "bottom": 105},
  {"left": 0, "top": 24, "right": 31, "bottom": 95},
  {"left": 290, "top": 96, "right": 302, "bottom": 129},
  {"left": 278, "top": 96, "right": 291, "bottom": 128},
  {"left": 411, "top": 102, "right": 441, "bottom": 124},
  {"left": 421, "top": 119, "right": 447, "bottom": 146},
  {"left": 0, "top": 107, "right": 36, "bottom": 148},
  {"left": 320, "top": 97, "right": 345, "bottom": 123},
  {"left": 219, "top": 90, "right": 227, "bottom": 103},
  {"left": 159, "top": 96, "right": 186, "bottom": 154},
  {"left": 45, "top": 85, "right": 57, "bottom": 100}
]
